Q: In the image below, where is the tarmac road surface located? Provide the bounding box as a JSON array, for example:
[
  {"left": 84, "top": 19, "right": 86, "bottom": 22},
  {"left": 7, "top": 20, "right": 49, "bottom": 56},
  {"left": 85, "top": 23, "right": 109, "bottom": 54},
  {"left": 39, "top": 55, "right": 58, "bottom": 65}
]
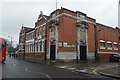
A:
[{"left": 1, "top": 57, "right": 115, "bottom": 80}]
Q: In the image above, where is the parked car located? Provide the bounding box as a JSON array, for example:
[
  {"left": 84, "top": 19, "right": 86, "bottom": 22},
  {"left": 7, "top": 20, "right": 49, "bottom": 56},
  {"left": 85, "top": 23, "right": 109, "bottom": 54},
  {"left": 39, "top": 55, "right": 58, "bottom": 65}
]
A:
[{"left": 109, "top": 54, "right": 120, "bottom": 62}]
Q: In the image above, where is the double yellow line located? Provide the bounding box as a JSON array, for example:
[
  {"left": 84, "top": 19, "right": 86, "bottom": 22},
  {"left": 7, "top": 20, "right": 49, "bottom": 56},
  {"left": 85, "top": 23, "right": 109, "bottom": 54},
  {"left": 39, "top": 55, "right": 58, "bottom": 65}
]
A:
[{"left": 93, "top": 69, "right": 99, "bottom": 75}]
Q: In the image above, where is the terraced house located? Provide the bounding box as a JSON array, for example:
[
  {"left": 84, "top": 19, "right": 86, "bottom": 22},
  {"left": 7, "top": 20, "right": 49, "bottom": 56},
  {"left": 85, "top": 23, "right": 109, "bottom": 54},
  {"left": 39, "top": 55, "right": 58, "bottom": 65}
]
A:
[{"left": 18, "top": 8, "right": 120, "bottom": 62}]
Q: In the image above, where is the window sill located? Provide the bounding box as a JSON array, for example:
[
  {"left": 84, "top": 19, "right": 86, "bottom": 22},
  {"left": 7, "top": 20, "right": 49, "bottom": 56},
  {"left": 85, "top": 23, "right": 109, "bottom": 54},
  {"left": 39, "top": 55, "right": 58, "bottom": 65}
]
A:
[
  {"left": 114, "top": 48, "right": 118, "bottom": 50},
  {"left": 100, "top": 47, "right": 105, "bottom": 49},
  {"left": 107, "top": 48, "right": 112, "bottom": 50}
]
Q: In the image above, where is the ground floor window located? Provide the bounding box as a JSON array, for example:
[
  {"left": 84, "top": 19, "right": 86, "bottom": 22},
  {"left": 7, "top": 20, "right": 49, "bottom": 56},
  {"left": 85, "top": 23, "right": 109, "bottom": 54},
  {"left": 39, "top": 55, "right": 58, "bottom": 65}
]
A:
[
  {"left": 28, "top": 44, "right": 30, "bottom": 52},
  {"left": 42, "top": 41, "right": 45, "bottom": 52},
  {"left": 25, "top": 45, "right": 28, "bottom": 53},
  {"left": 35, "top": 42, "right": 38, "bottom": 52},
  {"left": 32, "top": 44, "right": 34, "bottom": 52},
  {"left": 114, "top": 44, "right": 118, "bottom": 50},
  {"left": 40, "top": 41, "right": 42, "bottom": 52},
  {"left": 30, "top": 44, "right": 33, "bottom": 52},
  {"left": 38, "top": 42, "right": 40, "bottom": 52},
  {"left": 100, "top": 42, "right": 105, "bottom": 49},
  {"left": 107, "top": 43, "right": 112, "bottom": 50}
]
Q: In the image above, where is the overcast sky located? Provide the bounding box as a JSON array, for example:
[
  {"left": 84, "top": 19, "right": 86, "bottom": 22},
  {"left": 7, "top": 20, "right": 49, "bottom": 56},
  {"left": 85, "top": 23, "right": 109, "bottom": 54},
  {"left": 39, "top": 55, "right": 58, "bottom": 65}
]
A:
[{"left": 0, "top": 0, "right": 119, "bottom": 44}]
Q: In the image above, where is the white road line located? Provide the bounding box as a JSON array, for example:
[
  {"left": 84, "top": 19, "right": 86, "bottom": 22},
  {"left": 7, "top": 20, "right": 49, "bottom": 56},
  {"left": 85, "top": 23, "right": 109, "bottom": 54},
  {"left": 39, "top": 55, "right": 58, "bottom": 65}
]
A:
[
  {"left": 58, "top": 66, "right": 67, "bottom": 69},
  {"left": 26, "top": 68, "right": 28, "bottom": 71},
  {"left": 68, "top": 68, "right": 75, "bottom": 70},
  {"left": 14, "top": 64, "right": 15, "bottom": 67},
  {"left": 44, "top": 74, "right": 52, "bottom": 80}
]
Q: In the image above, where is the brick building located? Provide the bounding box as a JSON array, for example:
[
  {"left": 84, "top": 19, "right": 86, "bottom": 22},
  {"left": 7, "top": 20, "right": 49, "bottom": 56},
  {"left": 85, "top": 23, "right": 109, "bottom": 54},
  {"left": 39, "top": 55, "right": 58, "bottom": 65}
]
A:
[
  {"left": 97, "top": 23, "right": 120, "bottom": 59},
  {"left": 18, "top": 8, "right": 120, "bottom": 61},
  {"left": 18, "top": 25, "right": 33, "bottom": 59}
]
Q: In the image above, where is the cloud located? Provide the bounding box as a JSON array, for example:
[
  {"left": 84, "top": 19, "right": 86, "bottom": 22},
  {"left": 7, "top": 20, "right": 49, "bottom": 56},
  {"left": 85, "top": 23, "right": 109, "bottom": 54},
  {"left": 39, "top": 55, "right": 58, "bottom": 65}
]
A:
[
  {"left": 118, "top": 1, "right": 120, "bottom": 28},
  {"left": 0, "top": 3, "right": 2, "bottom": 37},
  {"left": 98, "top": 0, "right": 118, "bottom": 27},
  {"left": 1, "top": 0, "right": 118, "bottom": 43}
]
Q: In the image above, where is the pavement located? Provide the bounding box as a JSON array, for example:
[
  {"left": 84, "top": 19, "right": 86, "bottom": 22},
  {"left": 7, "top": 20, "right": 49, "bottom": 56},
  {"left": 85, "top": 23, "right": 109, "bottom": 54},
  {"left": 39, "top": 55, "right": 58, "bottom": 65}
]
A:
[
  {"left": 97, "top": 66, "right": 120, "bottom": 79},
  {"left": 47, "top": 60, "right": 120, "bottom": 79}
]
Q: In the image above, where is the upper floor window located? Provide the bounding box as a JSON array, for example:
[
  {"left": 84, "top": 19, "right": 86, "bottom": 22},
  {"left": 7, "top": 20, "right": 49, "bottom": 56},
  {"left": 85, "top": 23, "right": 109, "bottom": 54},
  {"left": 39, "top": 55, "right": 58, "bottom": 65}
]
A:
[
  {"left": 39, "top": 28, "right": 41, "bottom": 35},
  {"left": 42, "top": 26, "right": 45, "bottom": 34},
  {"left": 32, "top": 32, "right": 34, "bottom": 39},
  {"left": 36, "top": 29, "right": 39, "bottom": 37}
]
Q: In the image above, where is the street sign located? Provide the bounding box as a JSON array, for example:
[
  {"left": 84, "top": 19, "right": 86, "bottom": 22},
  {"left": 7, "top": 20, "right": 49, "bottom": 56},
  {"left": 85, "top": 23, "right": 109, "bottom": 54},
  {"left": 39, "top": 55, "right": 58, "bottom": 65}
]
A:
[{"left": 74, "top": 41, "right": 78, "bottom": 47}]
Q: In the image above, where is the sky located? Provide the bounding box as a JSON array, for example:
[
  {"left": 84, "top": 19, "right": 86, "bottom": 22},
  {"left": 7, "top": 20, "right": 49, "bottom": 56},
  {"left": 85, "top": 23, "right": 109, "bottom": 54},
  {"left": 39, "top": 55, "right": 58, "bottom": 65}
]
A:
[{"left": 0, "top": 0, "right": 119, "bottom": 45}]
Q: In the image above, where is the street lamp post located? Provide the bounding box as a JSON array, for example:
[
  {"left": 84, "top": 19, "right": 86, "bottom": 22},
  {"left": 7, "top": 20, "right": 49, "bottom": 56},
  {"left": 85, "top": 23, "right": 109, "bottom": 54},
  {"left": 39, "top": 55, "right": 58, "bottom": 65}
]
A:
[
  {"left": 8, "top": 36, "right": 12, "bottom": 47},
  {"left": 74, "top": 41, "right": 79, "bottom": 63}
]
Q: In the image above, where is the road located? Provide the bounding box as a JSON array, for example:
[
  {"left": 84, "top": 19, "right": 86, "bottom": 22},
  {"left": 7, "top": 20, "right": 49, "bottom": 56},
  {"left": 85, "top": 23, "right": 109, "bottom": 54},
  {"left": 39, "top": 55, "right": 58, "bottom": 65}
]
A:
[{"left": 1, "top": 57, "right": 114, "bottom": 80}]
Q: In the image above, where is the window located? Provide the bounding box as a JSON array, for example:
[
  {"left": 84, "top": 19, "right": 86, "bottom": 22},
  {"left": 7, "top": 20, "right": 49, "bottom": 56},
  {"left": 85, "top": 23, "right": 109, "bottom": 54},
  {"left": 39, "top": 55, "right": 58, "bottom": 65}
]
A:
[
  {"left": 27, "top": 44, "right": 29, "bottom": 53},
  {"left": 100, "top": 40, "right": 105, "bottom": 49},
  {"left": 32, "top": 44, "right": 34, "bottom": 52},
  {"left": 31, "top": 44, "right": 33, "bottom": 52},
  {"left": 30, "top": 44, "right": 32, "bottom": 52},
  {"left": 28, "top": 44, "right": 30, "bottom": 52},
  {"left": 38, "top": 42, "right": 40, "bottom": 52},
  {"left": 40, "top": 41, "right": 42, "bottom": 52},
  {"left": 32, "top": 33, "right": 34, "bottom": 39},
  {"left": 36, "top": 29, "right": 39, "bottom": 37},
  {"left": 39, "top": 27, "right": 41, "bottom": 35},
  {"left": 42, "top": 26, "right": 45, "bottom": 35},
  {"left": 43, "top": 26, "right": 45, "bottom": 31},
  {"left": 37, "top": 29, "right": 39, "bottom": 36},
  {"left": 100, "top": 42, "right": 105, "bottom": 49},
  {"left": 107, "top": 43, "right": 112, "bottom": 50},
  {"left": 114, "top": 44, "right": 118, "bottom": 50},
  {"left": 35, "top": 42, "right": 38, "bottom": 52},
  {"left": 42, "top": 41, "right": 45, "bottom": 52}
]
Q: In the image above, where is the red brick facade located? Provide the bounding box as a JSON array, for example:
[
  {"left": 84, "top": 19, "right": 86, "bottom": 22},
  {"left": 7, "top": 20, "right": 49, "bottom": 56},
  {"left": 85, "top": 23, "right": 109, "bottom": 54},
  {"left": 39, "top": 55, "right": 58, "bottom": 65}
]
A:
[{"left": 18, "top": 8, "right": 120, "bottom": 61}]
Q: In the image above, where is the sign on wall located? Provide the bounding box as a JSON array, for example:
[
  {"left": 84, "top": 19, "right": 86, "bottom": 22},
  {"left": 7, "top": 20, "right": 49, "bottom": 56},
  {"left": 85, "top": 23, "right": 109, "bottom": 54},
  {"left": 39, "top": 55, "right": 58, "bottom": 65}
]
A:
[{"left": 58, "top": 42, "right": 62, "bottom": 47}]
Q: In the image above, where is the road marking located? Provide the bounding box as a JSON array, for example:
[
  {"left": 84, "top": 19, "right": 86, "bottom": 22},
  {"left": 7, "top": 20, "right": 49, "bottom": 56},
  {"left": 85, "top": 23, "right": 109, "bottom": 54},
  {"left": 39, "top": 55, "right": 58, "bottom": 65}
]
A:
[
  {"left": 68, "top": 68, "right": 75, "bottom": 70},
  {"left": 93, "top": 69, "right": 98, "bottom": 75},
  {"left": 72, "top": 70, "right": 79, "bottom": 74},
  {"left": 76, "top": 69, "right": 87, "bottom": 72},
  {"left": 58, "top": 66, "right": 67, "bottom": 69},
  {"left": 14, "top": 64, "right": 16, "bottom": 67},
  {"left": 26, "top": 68, "right": 28, "bottom": 71},
  {"left": 44, "top": 74, "right": 52, "bottom": 80}
]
